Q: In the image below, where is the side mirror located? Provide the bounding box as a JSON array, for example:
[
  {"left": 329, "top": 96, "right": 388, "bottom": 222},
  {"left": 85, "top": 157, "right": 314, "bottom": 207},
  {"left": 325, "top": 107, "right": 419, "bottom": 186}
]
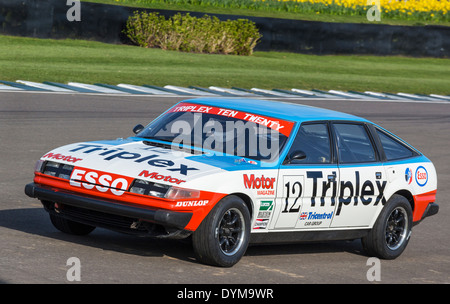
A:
[
  {"left": 133, "top": 124, "right": 144, "bottom": 135},
  {"left": 284, "top": 150, "right": 306, "bottom": 164}
]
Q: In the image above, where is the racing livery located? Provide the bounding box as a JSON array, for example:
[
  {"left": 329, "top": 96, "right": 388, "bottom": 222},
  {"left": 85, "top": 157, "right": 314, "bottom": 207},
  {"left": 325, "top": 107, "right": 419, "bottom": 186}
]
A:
[{"left": 25, "top": 98, "right": 439, "bottom": 267}]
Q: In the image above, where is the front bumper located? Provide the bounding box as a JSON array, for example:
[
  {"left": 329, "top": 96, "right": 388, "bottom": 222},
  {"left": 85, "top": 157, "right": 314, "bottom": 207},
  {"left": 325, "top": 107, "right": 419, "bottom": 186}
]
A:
[{"left": 25, "top": 183, "right": 193, "bottom": 232}]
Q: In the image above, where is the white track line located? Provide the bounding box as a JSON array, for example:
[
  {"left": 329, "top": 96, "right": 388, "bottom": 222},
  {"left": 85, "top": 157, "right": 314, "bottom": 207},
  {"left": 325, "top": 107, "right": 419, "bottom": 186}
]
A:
[
  {"left": 68, "top": 82, "right": 127, "bottom": 94},
  {"left": 17, "top": 80, "right": 74, "bottom": 92}
]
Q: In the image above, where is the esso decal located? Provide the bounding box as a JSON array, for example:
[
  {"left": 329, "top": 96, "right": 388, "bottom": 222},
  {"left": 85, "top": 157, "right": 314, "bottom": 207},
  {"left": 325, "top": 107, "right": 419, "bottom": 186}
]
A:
[
  {"left": 415, "top": 166, "right": 428, "bottom": 187},
  {"left": 70, "top": 168, "right": 133, "bottom": 196}
]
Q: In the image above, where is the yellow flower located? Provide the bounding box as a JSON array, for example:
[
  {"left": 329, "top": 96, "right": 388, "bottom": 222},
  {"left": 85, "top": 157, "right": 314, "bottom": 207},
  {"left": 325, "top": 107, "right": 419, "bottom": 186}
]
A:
[{"left": 267, "top": 0, "right": 449, "bottom": 15}]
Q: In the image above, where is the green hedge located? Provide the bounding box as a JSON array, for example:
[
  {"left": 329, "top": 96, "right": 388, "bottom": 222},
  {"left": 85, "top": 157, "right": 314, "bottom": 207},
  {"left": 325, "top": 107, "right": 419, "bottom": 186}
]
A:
[{"left": 124, "top": 11, "right": 262, "bottom": 55}]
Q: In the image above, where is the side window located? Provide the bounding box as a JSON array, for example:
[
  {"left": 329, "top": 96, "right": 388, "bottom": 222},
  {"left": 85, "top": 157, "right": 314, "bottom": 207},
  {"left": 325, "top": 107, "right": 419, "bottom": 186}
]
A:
[
  {"left": 376, "top": 129, "right": 415, "bottom": 161},
  {"left": 334, "top": 123, "right": 376, "bottom": 163},
  {"left": 286, "top": 123, "right": 331, "bottom": 164}
]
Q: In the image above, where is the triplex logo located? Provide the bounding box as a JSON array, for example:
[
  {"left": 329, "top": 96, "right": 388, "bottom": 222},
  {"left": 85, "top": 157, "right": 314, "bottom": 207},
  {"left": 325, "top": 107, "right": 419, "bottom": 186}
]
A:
[
  {"left": 68, "top": 144, "right": 198, "bottom": 175},
  {"left": 285, "top": 171, "right": 387, "bottom": 216}
]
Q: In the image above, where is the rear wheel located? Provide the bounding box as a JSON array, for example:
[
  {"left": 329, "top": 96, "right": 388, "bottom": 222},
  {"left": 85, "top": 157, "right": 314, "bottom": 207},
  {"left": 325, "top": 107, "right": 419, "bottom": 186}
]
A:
[
  {"left": 192, "top": 195, "right": 250, "bottom": 267},
  {"left": 50, "top": 213, "right": 96, "bottom": 235},
  {"left": 361, "top": 194, "right": 412, "bottom": 259}
]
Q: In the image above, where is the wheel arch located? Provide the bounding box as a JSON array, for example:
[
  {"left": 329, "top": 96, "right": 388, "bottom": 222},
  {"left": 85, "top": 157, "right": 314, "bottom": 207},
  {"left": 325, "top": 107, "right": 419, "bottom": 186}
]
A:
[
  {"left": 393, "top": 189, "right": 415, "bottom": 211},
  {"left": 228, "top": 192, "right": 254, "bottom": 220}
]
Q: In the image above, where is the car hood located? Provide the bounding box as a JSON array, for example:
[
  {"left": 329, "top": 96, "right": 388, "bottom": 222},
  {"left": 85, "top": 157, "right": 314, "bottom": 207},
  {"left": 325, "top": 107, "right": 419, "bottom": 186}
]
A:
[{"left": 40, "top": 138, "right": 266, "bottom": 185}]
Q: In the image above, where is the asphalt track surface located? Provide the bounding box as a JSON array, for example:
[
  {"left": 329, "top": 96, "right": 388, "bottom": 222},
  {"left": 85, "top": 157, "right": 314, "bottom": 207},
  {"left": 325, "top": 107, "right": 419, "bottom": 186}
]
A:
[{"left": 1, "top": 92, "right": 449, "bottom": 285}]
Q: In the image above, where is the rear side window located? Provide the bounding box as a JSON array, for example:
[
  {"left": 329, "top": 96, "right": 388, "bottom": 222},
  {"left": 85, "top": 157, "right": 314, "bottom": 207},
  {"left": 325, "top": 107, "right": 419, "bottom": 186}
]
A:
[
  {"left": 334, "top": 123, "right": 376, "bottom": 163},
  {"left": 376, "top": 129, "right": 415, "bottom": 161}
]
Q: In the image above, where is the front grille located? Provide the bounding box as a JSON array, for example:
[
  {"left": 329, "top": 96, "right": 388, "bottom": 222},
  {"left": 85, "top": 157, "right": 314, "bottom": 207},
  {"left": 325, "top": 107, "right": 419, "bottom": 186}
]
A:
[
  {"left": 42, "top": 201, "right": 158, "bottom": 235},
  {"left": 61, "top": 204, "right": 142, "bottom": 231}
]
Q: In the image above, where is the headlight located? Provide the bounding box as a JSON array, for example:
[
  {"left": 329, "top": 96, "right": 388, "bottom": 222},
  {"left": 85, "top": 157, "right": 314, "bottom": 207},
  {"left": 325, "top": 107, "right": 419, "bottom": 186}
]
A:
[
  {"left": 34, "top": 160, "right": 45, "bottom": 173},
  {"left": 129, "top": 179, "right": 170, "bottom": 198},
  {"left": 165, "top": 186, "right": 200, "bottom": 200},
  {"left": 130, "top": 179, "right": 200, "bottom": 200},
  {"left": 40, "top": 161, "right": 74, "bottom": 180}
]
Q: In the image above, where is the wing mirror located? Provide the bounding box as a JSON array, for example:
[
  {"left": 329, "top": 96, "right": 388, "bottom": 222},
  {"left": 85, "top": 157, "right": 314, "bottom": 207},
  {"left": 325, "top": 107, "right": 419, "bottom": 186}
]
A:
[
  {"left": 284, "top": 150, "right": 306, "bottom": 164},
  {"left": 133, "top": 124, "right": 144, "bottom": 134}
]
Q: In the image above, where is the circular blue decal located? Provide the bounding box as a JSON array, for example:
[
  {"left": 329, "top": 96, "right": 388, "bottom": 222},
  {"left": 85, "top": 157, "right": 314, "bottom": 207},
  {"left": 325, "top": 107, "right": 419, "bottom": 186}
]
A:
[
  {"left": 415, "top": 166, "right": 428, "bottom": 187},
  {"left": 405, "top": 168, "right": 412, "bottom": 184}
]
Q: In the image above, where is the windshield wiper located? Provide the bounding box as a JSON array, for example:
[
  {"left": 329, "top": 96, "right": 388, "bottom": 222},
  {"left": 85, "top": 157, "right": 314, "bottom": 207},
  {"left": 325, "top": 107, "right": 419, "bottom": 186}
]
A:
[
  {"left": 142, "top": 138, "right": 204, "bottom": 155},
  {"left": 141, "top": 136, "right": 174, "bottom": 142}
]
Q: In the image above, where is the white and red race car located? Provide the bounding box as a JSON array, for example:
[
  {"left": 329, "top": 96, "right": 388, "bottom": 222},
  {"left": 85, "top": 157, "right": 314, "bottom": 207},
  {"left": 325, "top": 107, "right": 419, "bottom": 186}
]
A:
[{"left": 25, "top": 98, "right": 438, "bottom": 267}]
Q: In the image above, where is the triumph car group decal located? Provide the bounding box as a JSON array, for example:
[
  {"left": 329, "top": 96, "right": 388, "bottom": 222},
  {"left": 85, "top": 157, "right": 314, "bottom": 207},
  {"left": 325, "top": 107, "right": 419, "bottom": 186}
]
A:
[{"left": 405, "top": 168, "right": 413, "bottom": 184}]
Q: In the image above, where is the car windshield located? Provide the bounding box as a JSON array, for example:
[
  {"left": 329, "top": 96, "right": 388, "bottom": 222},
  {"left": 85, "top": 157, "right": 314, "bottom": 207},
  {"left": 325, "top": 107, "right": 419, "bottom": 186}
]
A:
[{"left": 137, "top": 102, "right": 294, "bottom": 161}]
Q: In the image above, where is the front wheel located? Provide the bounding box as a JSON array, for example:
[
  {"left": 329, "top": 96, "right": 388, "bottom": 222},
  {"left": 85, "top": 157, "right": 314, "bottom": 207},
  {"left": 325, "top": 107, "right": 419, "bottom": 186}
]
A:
[
  {"left": 361, "top": 194, "right": 412, "bottom": 259},
  {"left": 192, "top": 195, "right": 251, "bottom": 267}
]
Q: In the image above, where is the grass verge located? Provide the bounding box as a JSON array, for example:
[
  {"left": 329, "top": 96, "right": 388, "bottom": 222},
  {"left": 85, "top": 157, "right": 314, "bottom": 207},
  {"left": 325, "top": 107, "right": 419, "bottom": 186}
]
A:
[{"left": 0, "top": 35, "right": 448, "bottom": 94}]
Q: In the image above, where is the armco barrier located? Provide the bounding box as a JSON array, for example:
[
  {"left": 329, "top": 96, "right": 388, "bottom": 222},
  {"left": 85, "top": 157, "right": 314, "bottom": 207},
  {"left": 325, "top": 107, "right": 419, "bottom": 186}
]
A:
[{"left": 0, "top": 0, "right": 448, "bottom": 57}]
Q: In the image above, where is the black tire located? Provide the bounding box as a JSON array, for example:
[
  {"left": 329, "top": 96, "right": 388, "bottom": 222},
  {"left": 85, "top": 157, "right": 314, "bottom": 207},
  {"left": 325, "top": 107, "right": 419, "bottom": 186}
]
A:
[
  {"left": 192, "top": 195, "right": 251, "bottom": 267},
  {"left": 50, "top": 214, "right": 96, "bottom": 235},
  {"left": 361, "top": 194, "right": 412, "bottom": 259}
]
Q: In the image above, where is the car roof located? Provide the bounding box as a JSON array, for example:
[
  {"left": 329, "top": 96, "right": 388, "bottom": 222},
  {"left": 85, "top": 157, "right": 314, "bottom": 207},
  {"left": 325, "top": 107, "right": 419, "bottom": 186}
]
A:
[{"left": 183, "top": 98, "right": 368, "bottom": 124}]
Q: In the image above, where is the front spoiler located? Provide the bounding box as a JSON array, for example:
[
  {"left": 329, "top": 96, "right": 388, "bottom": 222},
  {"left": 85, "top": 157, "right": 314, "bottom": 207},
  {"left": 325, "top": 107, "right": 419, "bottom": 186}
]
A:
[{"left": 24, "top": 183, "right": 192, "bottom": 230}]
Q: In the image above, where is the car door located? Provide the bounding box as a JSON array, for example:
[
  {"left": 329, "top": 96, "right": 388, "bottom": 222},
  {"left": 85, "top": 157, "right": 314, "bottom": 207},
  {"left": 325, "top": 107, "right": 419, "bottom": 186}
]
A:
[
  {"left": 272, "top": 122, "right": 339, "bottom": 230},
  {"left": 330, "top": 122, "right": 386, "bottom": 228}
]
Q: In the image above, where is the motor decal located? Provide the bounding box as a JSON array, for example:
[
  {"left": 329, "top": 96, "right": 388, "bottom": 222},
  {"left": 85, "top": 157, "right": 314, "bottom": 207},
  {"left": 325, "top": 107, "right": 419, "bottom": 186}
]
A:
[{"left": 42, "top": 152, "right": 82, "bottom": 163}]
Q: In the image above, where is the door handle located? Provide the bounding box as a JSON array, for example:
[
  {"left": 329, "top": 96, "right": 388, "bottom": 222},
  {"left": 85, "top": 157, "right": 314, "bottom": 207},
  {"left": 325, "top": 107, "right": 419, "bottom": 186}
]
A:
[
  {"left": 327, "top": 173, "right": 336, "bottom": 182},
  {"left": 376, "top": 172, "right": 382, "bottom": 179}
]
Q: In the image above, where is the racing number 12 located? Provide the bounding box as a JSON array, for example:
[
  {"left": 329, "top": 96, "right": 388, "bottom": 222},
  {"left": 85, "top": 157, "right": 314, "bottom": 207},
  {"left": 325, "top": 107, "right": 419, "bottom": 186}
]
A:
[{"left": 283, "top": 181, "right": 302, "bottom": 213}]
